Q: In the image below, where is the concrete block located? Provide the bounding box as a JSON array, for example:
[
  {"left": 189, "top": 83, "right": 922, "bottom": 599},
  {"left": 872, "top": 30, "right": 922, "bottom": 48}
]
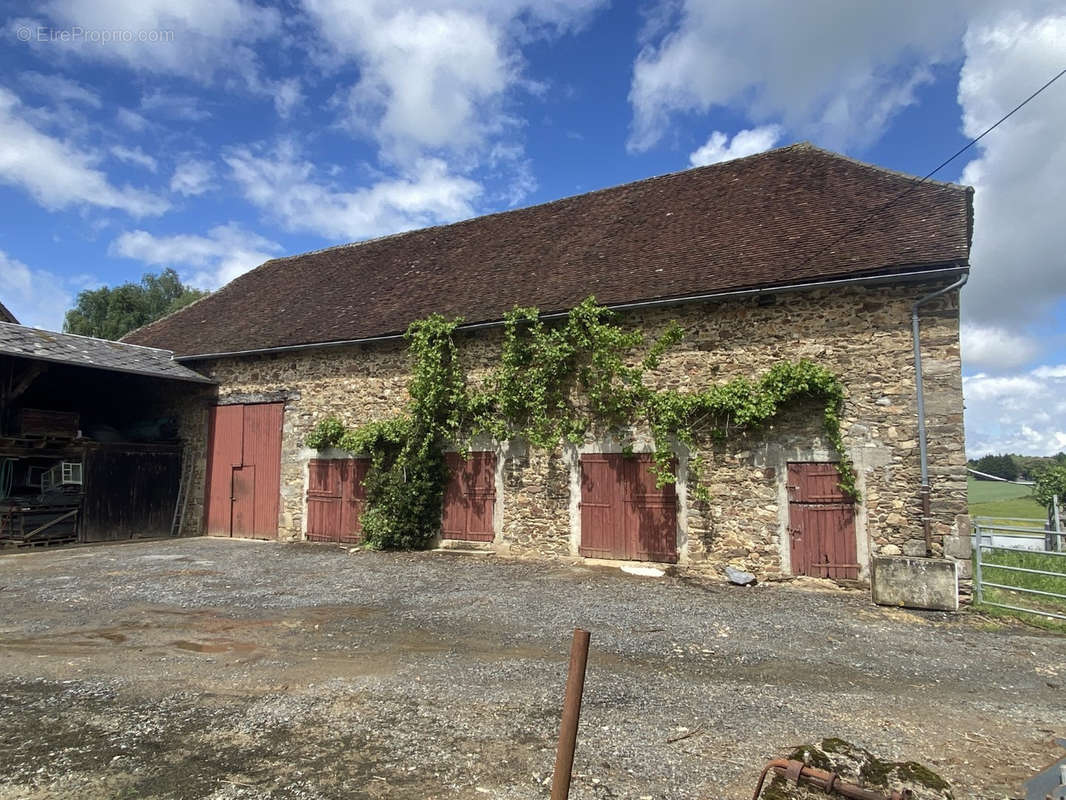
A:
[
  {"left": 942, "top": 533, "right": 972, "bottom": 560},
  {"left": 872, "top": 556, "right": 958, "bottom": 612}
]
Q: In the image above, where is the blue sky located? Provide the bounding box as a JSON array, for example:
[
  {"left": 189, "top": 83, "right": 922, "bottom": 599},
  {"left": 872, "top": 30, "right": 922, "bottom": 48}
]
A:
[{"left": 0, "top": 1, "right": 1064, "bottom": 457}]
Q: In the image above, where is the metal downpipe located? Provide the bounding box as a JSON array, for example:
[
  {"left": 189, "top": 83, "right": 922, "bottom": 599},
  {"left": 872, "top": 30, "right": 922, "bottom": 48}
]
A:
[{"left": 912, "top": 272, "right": 968, "bottom": 555}]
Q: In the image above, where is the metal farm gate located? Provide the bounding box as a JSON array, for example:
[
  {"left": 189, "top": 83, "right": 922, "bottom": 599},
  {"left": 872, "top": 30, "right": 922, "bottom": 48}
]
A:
[
  {"left": 204, "top": 403, "right": 283, "bottom": 539},
  {"left": 441, "top": 451, "right": 496, "bottom": 542},
  {"left": 579, "top": 453, "right": 677, "bottom": 563},
  {"left": 787, "top": 462, "right": 858, "bottom": 579},
  {"left": 306, "top": 458, "right": 370, "bottom": 544}
]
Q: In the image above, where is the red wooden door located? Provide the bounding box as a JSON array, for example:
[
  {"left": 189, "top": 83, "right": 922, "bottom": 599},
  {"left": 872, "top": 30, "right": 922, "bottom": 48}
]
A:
[
  {"left": 205, "top": 406, "right": 243, "bottom": 536},
  {"left": 441, "top": 452, "right": 495, "bottom": 542},
  {"left": 578, "top": 454, "right": 620, "bottom": 559},
  {"left": 306, "top": 458, "right": 369, "bottom": 543},
  {"left": 580, "top": 454, "right": 677, "bottom": 563},
  {"left": 626, "top": 455, "right": 678, "bottom": 562},
  {"left": 203, "top": 403, "right": 283, "bottom": 539},
  {"left": 787, "top": 462, "right": 858, "bottom": 580},
  {"left": 231, "top": 466, "right": 256, "bottom": 537}
]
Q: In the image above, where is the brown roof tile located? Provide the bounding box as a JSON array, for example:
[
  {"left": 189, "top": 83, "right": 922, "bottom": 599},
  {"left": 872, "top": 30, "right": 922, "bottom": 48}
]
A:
[{"left": 124, "top": 143, "right": 972, "bottom": 357}]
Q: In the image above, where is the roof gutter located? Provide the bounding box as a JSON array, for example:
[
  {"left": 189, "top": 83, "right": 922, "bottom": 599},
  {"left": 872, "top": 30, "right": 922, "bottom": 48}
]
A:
[
  {"left": 174, "top": 264, "right": 968, "bottom": 362},
  {"left": 911, "top": 270, "right": 969, "bottom": 556}
]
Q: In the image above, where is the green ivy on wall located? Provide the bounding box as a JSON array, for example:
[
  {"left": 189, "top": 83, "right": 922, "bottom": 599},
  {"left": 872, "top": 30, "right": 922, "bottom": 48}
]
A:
[{"left": 306, "top": 296, "right": 857, "bottom": 550}]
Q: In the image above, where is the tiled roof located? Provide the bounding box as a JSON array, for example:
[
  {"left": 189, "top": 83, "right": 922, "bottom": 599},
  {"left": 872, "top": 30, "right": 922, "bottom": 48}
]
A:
[
  {"left": 124, "top": 143, "right": 973, "bottom": 358},
  {"left": 0, "top": 301, "right": 17, "bottom": 325},
  {"left": 0, "top": 323, "right": 214, "bottom": 383}
]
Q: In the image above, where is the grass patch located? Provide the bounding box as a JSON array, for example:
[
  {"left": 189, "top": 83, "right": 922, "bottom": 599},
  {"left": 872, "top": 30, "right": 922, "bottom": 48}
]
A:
[
  {"left": 975, "top": 547, "right": 1066, "bottom": 628},
  {"left": 968, "top": 477, "right": 1047, "bottom": 520}
]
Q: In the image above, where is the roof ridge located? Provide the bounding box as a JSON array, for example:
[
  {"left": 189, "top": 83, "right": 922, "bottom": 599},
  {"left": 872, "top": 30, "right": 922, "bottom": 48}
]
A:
[{"left": 796, "top": 142, "right": 970, "bottom": 192}]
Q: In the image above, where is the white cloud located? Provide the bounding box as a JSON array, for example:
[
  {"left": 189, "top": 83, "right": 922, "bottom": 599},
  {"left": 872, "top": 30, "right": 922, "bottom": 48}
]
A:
[
  {"left": 0, "top": 250, "right": 76, "bottom": 331},
  {"left": 110, "top": 223, "right": 283, "bottom": 290},
  {"left": 689, "top": 125, "right": 782, "bottom": 166},
  {"left": 110, "top": 144, "right": 158, "bottom": 172},
  {"left": 28, "top": 0, "right": 281, "bottom": 86},
  {"left": 19, "top": 71, "right": 101, "bottom": 108},
  {"left": 225, "top": 141, "right": 481, "bottom": 241},
  {"left": 140, "top": 90, "right": 211, "bottom": 122},
  {"left": 116, "top": 107, "right": 150, "bottom": 131},
  {"left": 307, "top": 1, "right": 514, "bottom": 159},
  {"left": 273, "top": 78, "right": 302, "bottom": 119},
  {"left": 0, "top": 88, "right": 168, "bottom": 216},
  {"left": 169, "top": 159, "right": 215, "bottom": 196},
  {"left": 965, "top": 365, "right": 1066, "bottom": 456},
  {"left": 303, "top": 0, "right": 604, "bottom": 160},
  {"left": 961, "top": 323, "right": 1041, "bottom": 371},
  {"left": 628, "top": 0, "right": 1007, "bottom": 151},
  {"left": 958, "top": 12, "right": 1066, "bottom": 329}
]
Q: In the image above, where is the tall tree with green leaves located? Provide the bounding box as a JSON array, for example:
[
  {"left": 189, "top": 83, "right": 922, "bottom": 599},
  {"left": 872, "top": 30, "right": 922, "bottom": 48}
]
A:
[{"left": 63, "top": 269, "right": 207, "bottom": 340}]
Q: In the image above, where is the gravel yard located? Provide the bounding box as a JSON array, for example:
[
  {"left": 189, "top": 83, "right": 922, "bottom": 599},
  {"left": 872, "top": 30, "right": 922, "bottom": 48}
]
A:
[{"left": 0, "top": 538, "right": 1062, "bottom": 800}]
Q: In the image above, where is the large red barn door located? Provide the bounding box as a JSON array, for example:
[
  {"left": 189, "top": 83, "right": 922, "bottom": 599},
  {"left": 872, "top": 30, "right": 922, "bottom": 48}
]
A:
[
  {"left": 204, "top": 403, "right": 283, "bottom": 539},
  {"left": 787, "top": 462, "right": 858, "bottom": 579},
  {"left": 580, "top": 454, "right": 677, "bottom": 563},
  {"left": 441, "top": 452, "right": 496, "bottom": 542}
]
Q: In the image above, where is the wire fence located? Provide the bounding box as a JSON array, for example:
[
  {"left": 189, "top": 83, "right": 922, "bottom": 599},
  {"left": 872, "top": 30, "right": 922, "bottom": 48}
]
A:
[{"left": 973, "top": 499, "right": 1066, "bottom": 621}]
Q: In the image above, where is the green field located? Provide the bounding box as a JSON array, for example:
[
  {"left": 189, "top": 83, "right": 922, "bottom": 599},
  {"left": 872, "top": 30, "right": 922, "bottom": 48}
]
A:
[
  {"left": 967, "top": 477, "right": 1047, "bottom": 520},
  {"left": 978, "top": 548, "right": 1066, "bottom": 625}
]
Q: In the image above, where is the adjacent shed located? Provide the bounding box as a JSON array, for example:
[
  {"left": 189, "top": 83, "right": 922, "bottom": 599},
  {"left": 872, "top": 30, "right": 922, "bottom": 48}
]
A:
[{"left": 0, "top": 322, "right": 214, "bottom": 546}]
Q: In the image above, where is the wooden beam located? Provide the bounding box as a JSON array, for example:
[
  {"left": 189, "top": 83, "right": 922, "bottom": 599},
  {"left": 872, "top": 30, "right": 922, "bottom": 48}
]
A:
[{"left": 9, "top": 362, "right": 47, "bottom": 402}]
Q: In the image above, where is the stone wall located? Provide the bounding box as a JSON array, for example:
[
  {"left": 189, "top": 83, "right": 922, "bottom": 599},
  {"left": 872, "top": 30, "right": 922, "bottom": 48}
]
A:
[{"left": 177, "top": 280, "right": 968, "bottom": 580}]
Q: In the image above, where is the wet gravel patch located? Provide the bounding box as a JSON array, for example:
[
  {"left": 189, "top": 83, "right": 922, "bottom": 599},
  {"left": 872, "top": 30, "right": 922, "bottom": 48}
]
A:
[{"left": 0, "top": 538, "right": 1063, "bottom": 799}]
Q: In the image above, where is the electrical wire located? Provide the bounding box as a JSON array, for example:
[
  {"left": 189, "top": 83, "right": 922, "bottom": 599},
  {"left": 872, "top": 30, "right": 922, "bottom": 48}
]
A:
[{"left": 796, "top": 65, "right": 1066, "bottom": 272}]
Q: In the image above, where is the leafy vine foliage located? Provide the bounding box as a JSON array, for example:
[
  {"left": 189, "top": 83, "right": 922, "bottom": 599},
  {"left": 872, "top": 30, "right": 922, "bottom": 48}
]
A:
[{"left": 306, "top": 297, "right": 856, "bottom": 549}]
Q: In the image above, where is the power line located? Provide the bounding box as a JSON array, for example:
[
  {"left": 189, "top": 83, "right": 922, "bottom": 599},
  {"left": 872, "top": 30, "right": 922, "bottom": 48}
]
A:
[{"left": 797, "top": 65, "right": 1066, "bottom": 271}]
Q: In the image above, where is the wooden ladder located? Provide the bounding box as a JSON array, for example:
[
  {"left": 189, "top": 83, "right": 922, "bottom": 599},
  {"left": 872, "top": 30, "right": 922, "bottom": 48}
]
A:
[{"left": 170, "top": 448, "right": 193, "bottom": 537}]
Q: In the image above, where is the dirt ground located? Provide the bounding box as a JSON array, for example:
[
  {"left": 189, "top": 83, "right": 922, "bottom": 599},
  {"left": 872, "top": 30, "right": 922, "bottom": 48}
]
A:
[{"left": 0, "top": 538, "right": 1062, "bottom": 800}]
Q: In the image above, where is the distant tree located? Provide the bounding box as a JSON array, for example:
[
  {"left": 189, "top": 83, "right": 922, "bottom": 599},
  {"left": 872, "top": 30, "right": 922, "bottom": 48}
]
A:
[
  {"left": 63, "top": 269, "right": 207, "bottom": 340},
  {"left": 971, "top": 453, "right": 1019, "bottom": 481},
  {"left": 1034, "top": 466, "right": 1066, "bottom": 514}
]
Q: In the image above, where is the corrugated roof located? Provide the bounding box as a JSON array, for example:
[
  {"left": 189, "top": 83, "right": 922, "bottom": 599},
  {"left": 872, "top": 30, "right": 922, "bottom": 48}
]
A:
[
  {"left": 124, "top": 143, "right": 973, "bottom": 358},
  {"left": 0, "top": 301, "right": 17, "bottom": 325},
  {"left": 0, "top": 323, "right": 214, "bottom": 383}
]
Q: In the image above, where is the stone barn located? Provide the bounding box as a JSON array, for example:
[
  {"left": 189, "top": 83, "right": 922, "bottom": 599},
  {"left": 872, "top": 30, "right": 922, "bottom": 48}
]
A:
[{"left": 124, "top": 143, "right": 973, "bottom": 582}]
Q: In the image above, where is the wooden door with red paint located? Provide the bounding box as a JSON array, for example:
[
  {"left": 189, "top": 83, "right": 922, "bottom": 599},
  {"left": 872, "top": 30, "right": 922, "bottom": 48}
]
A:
[
  {"left": 441, "top": 452, "right": 496, "bottom": 542},
  {"left": 787, "top": 462, "right": 858, "bottom": 579},
  {"left": 306, "top": 458, "right": 370, "bottom": 543},
  {"left": 203, "top": 403, "right": 284, "bottom": 539},
  {"left": 579, "top": 453, "right": 677, "bottom": 563}
]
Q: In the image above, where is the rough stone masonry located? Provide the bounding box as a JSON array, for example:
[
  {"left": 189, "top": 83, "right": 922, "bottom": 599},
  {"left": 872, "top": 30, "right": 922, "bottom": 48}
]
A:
[{"left": 168, "top": 278, "right": 968, "bottom": 583}]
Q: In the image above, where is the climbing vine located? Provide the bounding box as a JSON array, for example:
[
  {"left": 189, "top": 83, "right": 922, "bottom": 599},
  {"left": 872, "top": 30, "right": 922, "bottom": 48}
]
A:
[{"left": 306, "top": 297, "right": 856, "bottom": 549}]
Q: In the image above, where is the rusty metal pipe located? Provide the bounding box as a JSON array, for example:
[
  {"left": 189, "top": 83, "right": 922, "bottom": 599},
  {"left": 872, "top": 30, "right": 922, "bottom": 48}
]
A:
[
  {"left": 753, "top": 758, "right": 914, "bottom": 800},
  {"left": 550, "top": 628, "right": 591, "bottom": 800}
]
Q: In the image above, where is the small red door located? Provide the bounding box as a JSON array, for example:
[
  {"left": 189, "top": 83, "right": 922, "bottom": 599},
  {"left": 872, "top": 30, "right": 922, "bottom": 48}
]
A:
[
  {"left": 204, "top": 403, "right": 283, "bottom": 539},
  {"left": 580, "top": 454, "right": 677, "bottom": 563},
  {"left": 306, "top": 458, "right": 369, "bottom": 543},
  {"left": 787, "top": 462, "right": 858, "bottom": 579},
  {"left": 441, "top": 452, "right": 496, "bottom": 542},
  {"left": 231, "top": 466, "right": 255, "bottom": 537}
]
